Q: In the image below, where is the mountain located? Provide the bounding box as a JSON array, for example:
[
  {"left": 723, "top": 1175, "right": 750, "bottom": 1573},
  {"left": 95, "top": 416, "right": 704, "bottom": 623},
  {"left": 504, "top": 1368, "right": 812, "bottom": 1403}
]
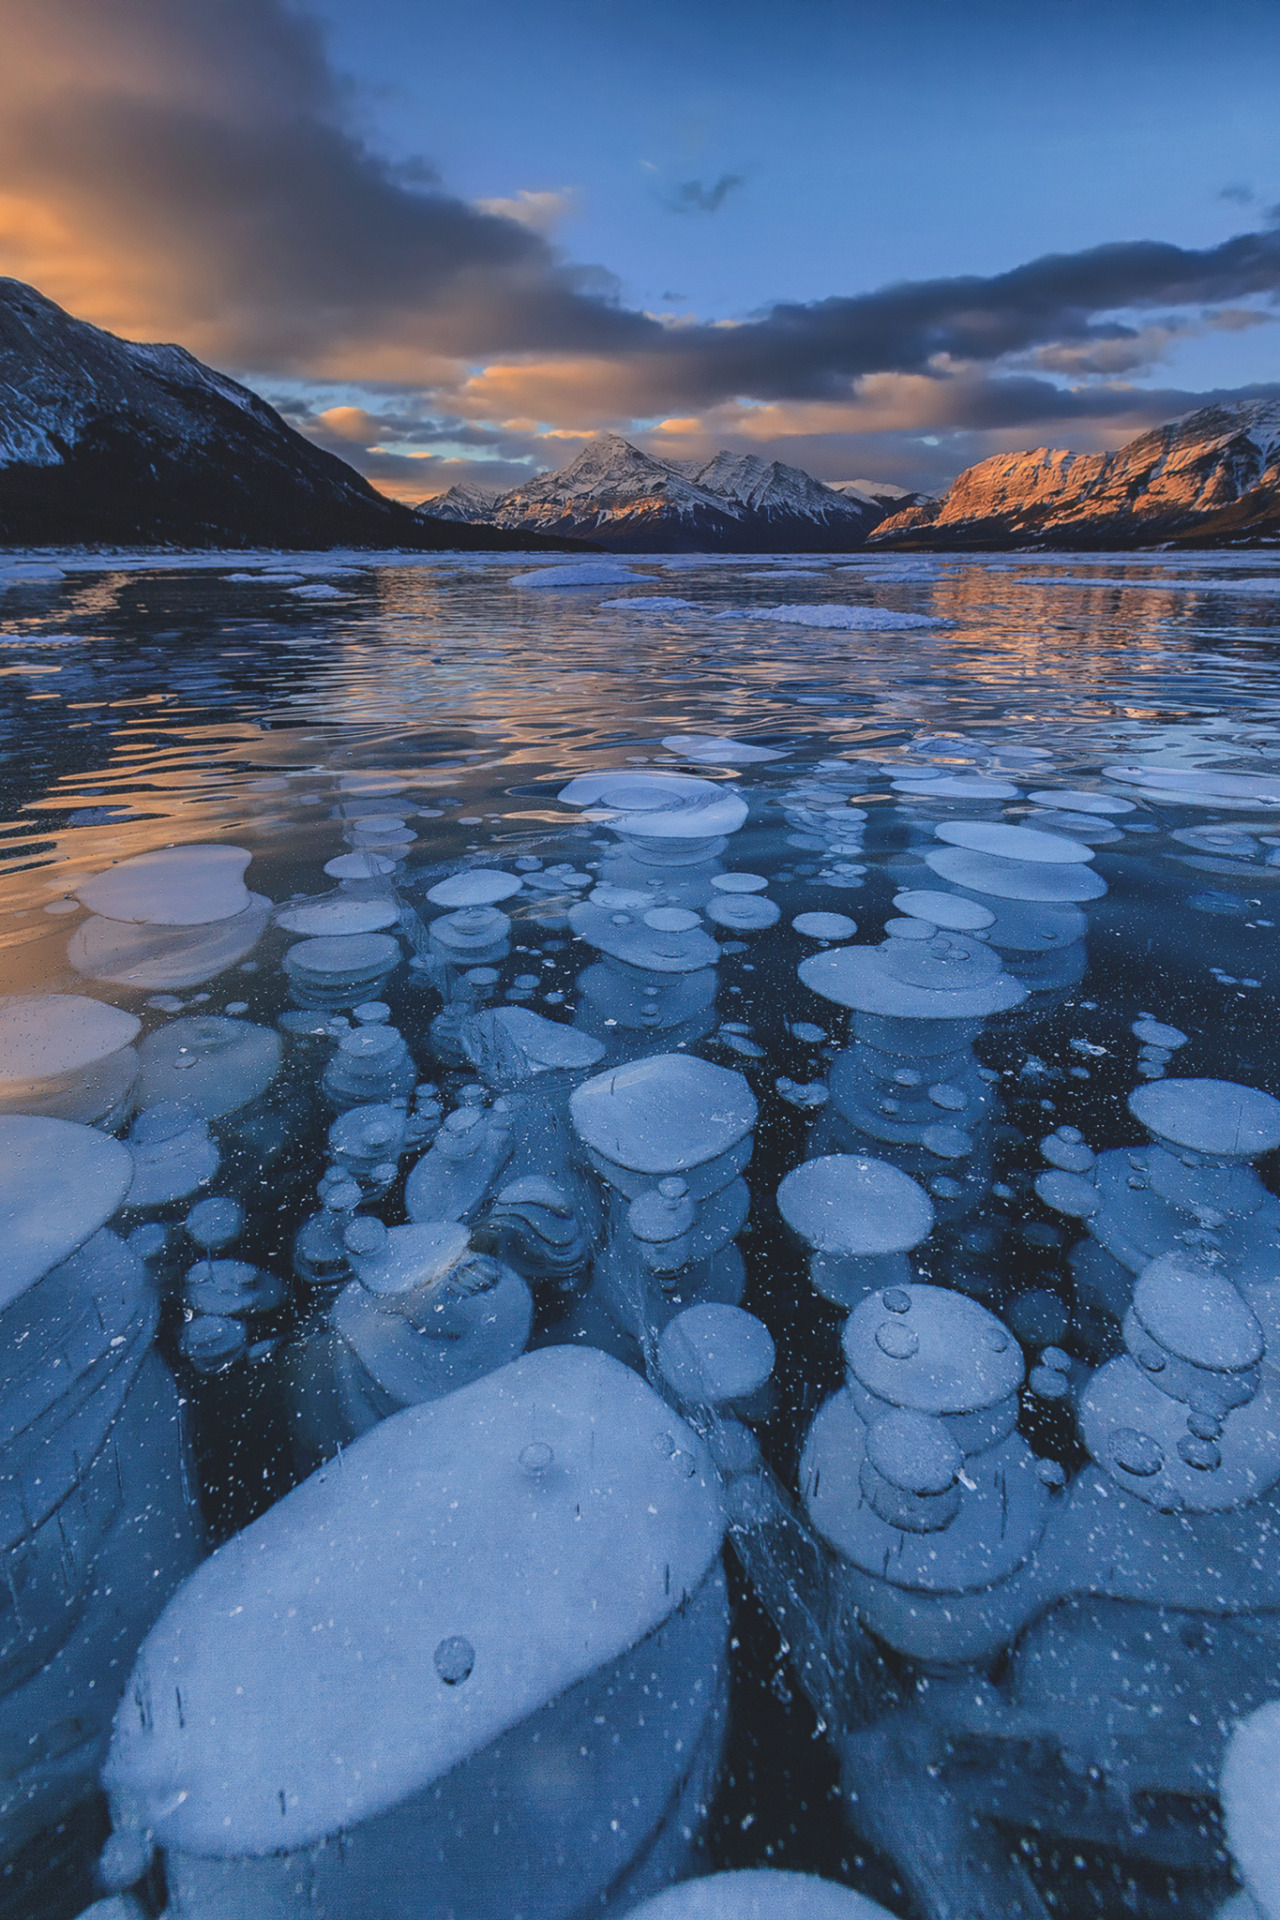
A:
[
  {"left": 870, "top": 400, "right": 1280, "bottom": 550},
  {"left": 419, "top": 434, "right": 904, "bottom": 550},
  {"left": 0, "top": 280, "right": 575, "bottom": 550},
  {"left": 421, "top": 482, "right": 504, "bottom": 523}
]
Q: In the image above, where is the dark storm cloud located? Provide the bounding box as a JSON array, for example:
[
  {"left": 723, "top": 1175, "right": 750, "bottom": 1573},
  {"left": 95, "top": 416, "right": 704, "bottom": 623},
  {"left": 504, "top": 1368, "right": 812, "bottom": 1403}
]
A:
[{"left": 666, "top": 175, "right": 745, "bottom": 215}]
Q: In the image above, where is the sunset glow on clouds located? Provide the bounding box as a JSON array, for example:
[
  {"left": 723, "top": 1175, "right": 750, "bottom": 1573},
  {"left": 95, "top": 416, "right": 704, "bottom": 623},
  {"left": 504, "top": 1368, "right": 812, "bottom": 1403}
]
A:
[{"left": 2, "top": 0, "right": 1279, "bottom": 501}]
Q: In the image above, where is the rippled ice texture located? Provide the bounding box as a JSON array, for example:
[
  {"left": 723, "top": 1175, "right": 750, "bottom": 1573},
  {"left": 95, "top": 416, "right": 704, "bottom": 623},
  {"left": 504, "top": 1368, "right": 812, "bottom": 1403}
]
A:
[{"left": 4, "top": 547, "right": 1280, "bottom": 1920}]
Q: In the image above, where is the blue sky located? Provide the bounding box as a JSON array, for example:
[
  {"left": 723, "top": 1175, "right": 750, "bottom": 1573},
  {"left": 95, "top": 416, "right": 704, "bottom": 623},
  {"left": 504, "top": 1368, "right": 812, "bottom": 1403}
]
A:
[{"left": 3, "top": 0, "right": 1279, "bottom": 496}]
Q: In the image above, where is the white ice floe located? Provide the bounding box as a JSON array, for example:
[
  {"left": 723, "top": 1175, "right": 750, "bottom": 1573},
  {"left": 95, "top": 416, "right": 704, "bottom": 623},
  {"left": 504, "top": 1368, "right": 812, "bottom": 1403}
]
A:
[
  {"left": 512, "top": 564, "right": 658, "bottom": 589},
  {"left": 728, "top": 604, "right": 945, "bottom": 630},
  {"left": 660, "top": 735, "right": 783, "bottom": 764}
]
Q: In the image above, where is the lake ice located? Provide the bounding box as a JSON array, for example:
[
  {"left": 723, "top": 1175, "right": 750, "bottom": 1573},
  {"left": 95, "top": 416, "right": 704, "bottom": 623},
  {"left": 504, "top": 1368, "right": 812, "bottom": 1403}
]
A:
[{"left": 0, "top": 548, "right": 1279, "bottom": 1918}]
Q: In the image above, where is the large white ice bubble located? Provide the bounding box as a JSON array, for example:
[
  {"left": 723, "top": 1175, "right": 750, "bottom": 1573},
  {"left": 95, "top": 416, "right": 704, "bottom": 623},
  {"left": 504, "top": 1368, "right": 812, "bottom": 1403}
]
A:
[
  {"left": 103, "top": 1346, "right": 723, "bottom": 1857},
  {"left": 1105, "top": 765, "right": 1280, "bottom": 811},
  {"left": 134, "top": 1016, "right": 283, "bottom": 1119},
  {"left": 75, "top": 846, "right": 255, "bottom": 926},
  {"left": 276, "top": 899, "right": 401, "bottom": 936},
  {"left": 1027, "top": 788, "right": 1135, "bottom": 815},
  {"left": 924, "top": 845, "right": 1107, "bottom": 902},
  {"left": 800, "top": 934, "right": 1026, "bottom": 1020},
  {"left": 427, "top": 870, "right": 523, "bottom": 908},
  {"left": 0, "top": 1114, "right": 134, "bottom": 1307},
  {"left": 571, "top": 1053, "right": 757, "bottom": 1181},
  {"left": 933, "top": 821, "right": 1095, "bottom": 865},
  {"left": 69, "top": 905, "right": 271, "bottom": 989},
  {"left": 1220, "top": 1701, "right": 1280, "bottom": 1920},
  {"left": 778, "top": 1155, "right": 934, "bottom": 1259},
  {"left": 0, "top": 994, "right": 140, "bottom": 1122},
  {"left": 558, "top": 771, "right": 748, "bottom": 841},
  {"left": 622, "top": 1869, "right": 895, "bottom": 1918},
  {"left": 656, "top": 1304, "right": 776, "bottom": 1409},
  {"left": 660, "top": 736, "right": 783, "bottom": 764},
  {"left": 892, "top": 775, "right": 1021, "bottom": 800},
  {"left": 892, "top": 890, "right": 994, "bottom": 931},
  {"left": 1128, "top": 1078, "right": 1280, "bottom": 1161}
]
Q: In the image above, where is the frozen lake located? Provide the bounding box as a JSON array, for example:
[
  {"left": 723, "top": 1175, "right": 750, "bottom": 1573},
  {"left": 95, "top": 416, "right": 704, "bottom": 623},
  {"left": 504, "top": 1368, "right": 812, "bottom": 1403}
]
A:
[{"left": 3, "top": 547, "right": 1280, "bottom": 1920}]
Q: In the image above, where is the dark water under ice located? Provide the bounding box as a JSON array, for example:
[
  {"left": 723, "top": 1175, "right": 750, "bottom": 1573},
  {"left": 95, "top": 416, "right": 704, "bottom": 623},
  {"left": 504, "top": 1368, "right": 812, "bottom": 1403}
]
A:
[{"left": 3, "top": 549, "right": 1280, "bottom": 1920}]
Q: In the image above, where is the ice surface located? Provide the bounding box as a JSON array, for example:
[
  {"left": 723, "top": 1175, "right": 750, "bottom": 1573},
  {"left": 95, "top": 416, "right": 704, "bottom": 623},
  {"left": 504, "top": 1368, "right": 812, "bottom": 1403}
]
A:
[
  {"left": 104, "top": 1347, "right": 723, "bottom": 1856},
  {"left": 513, "top": 564, "right": 658, "bottom": 588},
  {"left": 0, "top": 1114, "right": 134, "bottom": 1305},
  {"left": 732, "top": 605, "right": 945, "bottom": 630},
  {"left": 276, "top": 899, "right": 400, "bottom": 935},
  {"left": 792, "top": 912, "right": 857, "bottom": 939},
  {"left": 559, "top": 771, "right": 748, "bottom": 841},
  {"left": 76, "top": 845, "right": 255, "bottom": 925}
]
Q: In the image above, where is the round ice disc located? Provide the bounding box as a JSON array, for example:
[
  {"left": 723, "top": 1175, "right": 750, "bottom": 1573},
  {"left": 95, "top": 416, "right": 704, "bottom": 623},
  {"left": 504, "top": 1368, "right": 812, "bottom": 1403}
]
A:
[
  {"left": 558, "top": 770, "right": 748, "bottom": 840},
  {"left": 76, "top": 845, "right": 254, "bottom": 926},
  {"left": 892, "top": 889, "right": 995, "bottom": 931},
  {"left": 1131, "top": 1255, "right": 1263, "bottom": 1373},
  {"left": 427, "top": 871, "right": 523, "bottom": 908},
  {"left": 0, "top": 994, "right": 139, "bottom": 1082},
  {"left": 276, "top": 900, "right": 401, "bottom": 936},
  {"left": 0, "top": 1114, "right": 134, "bottom": 1307},
  {"left": 778, "top": 1154, "right": 934, "bottom": 1257},
  {"left": 570, "top": 1052, "right": 756, "bottom": 1176},
  {"left": 710, "top": 872, "right": 769, "bottom": 893},
  {"left": 1027, "top": 789, "right": 1135, "bottom": 815},
  {"left": 706, "top": 895, "right": 781, "bottom": 931},
  {"left": 843, "top": 1283, "right": 1023, "bottom": 1416},
  {"left": 324, "top": 852, "right": 397, "bottom": 879},
  {"left": 924, "top": 846, "right": 1107, "bottom": 902},
  {"left": 792, "top": 913, "right": 857, "bottom": 940},
  {"left": 657, "top": 1304, "right": 776, "bottom": 1406},
  {"left": 624, "top": 1869, "right": 893, "bottom": 1919},
  {"left": 934, "top": 821, "right": 1094, "bottom": 865},
  {"left": 1128, "top": 1077, "right": 1280, "bottom": 1159}
]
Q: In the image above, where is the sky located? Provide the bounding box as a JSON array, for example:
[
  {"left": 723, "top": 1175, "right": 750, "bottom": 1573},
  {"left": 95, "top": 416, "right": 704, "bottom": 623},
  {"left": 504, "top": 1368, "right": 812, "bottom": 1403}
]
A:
[{"left": 2, "top": 0, "right": 1279, "bottom": 501}]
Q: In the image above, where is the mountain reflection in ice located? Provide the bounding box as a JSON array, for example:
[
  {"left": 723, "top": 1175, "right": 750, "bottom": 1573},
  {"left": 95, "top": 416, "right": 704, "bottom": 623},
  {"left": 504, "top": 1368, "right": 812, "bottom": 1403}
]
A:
[{"left": 2, "top": 549, "right": 1280, "bottom": 1919}]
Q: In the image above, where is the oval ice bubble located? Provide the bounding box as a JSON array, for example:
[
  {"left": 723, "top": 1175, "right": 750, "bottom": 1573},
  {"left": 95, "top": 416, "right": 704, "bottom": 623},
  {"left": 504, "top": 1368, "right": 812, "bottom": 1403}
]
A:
[
  {"left": 0, "top": 993, "right": 140, "bottom": 1123},
  {"left": 621, "top": 1868, "right": 896, "bottom": 1918},
  {"left": 933, "top": 820, "right": 1095, "bottom": 865},
  {"left": 707, "top": 894, "right": 781, "bottom": 931},
  {"left": 656, "top": 1303, "right": 776, "bottom": 1408},
  {"left": 1219, "top": 1702, "right": 1280, "bottom": 1920},
  {"left": 75, "top": 845, "right": 256, "bottom": 925},
  {"left": 276, "top": 898, "right": 401, "bottom": 936},
  {"left": 426, "top": 870, "right": 523, "bottom": 908},
  {"left": 924, "top": 844, "right": 1107, "bottom": 902},
  {"left": 0, "top": 1114, "right": 135, "bottom": 1305},
  {"left": 892, "top": 889, "right": 995, "bottom": 931},
  {"left": 1128, "top": 1078, "right": 1280, "bottom": 1160},
  {"left": 558, "top": 770, "right": 748, "bottom": 841},
  {"left": 792, "top": 912, "right": 857, "bottom": 940},
  {"left": 710, "top": 872, "right": 769, "bottom": 893}
]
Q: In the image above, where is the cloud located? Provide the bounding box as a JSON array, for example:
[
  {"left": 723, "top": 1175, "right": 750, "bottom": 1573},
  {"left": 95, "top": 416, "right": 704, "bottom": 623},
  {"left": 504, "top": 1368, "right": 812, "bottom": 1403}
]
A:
[
  {"left": 666, "top": 174, "right": 744, "bottom": 215},
  {"left": 474, "top": 189, "right": 576, "bottom": 234},
  {"left": 1220, "top": 184, "right": 1255, "bottom": 205},
  {"left": 0, "top": 0, "right": 655, "bottom": 375}
]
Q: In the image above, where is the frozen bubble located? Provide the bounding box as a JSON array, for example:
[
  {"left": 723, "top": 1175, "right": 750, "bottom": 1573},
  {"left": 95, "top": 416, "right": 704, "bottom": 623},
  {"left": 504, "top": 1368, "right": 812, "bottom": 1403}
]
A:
[
  {"left": 1128, "top": 1077, "right": 1280, "bottom": 1159},
  {"left": 76, "top": 845, "right": 255, "bottom": 926},
  {"left": 800, "top": 932, "right": 1023, "bottom": 1021},
  {"left": 0, "top": 992, "right": 139, "bottom": 1120},
  {"left": 1131, "top": 1018, "right": 1187, "bottom": 1049},
  {"left": 791, "top": 913, "right": 857, "bottom": 940},
  {"left": 588, "top": 884, "right": 656, "bottom": 910},
  {"left": 102, "top": 1347, "right": 722, "bottom": 1858},
  {"left": 558, "top": 770, "right": 747, "bottom": 841},
  {"left": 571, "top": 1052, "right": 756, "bottom": 1178},
  {"left": 186, "top": 1196, "right": 245, "bottom": 1251},
  {"left": 924, "top": 845, "right": 1107, "bottom": 902},
  {"left": 660, "top": 735, "right": 783, "bottom": 764},
  {"left": 0, "top": 1114, "right": 134, "bottom": 1306},
  {"left": 1026, "top": 788, "right": 1135, "bottom": 815},
  {"left": 706, "top": 894, "right": 781, "bottom": 931},
  {"left": 1220, "top": 1703, "right": 1280, "bottom": 1920},
  {"left": 467, "top": 1005, "right": 606, "bottom": 1072},
  {"left": 433, "top": 1636, "right": 476, "bottom": 1685},
  {"left": 1105, "top": 764, "right": 1280, "bottom": 808},
  {"left": 866, "top": 1407, "right": 962, "bottom": 1495},
  {"left": 323, "top": 852, "right": 397, "bottom": 879},
  {"left": 710, "top": 872, "right": 769, "bottom": 893},
  {"left": 892, "top": 889, "right": 995, "bottom": 931},
  {"left": 134, "top": 1016, "right": 282, "bottom": 1119},
  {"left": 1172, "top": 825, "right": 1261, "bottom": 855},
  {"left": 427, "top": 870, "right": 523, "bottom": 908},
  {"left": 599, "top": 595, "right": 694, "bottom": 610},
  {"left": 789, "top": 1021, "right": 826, "bottom": 1043},
  {"left": 181, "top": 1314, "right": 248, "bottom": 1371},
  {"left": 657, "top": 1303, "right": 776, "bottom": 1406},
  {"left": 348, "top": 1220, "right": 471, "bottom": 1297},
  {"left": 622, "top": 1869, "right": 896, "bottom": 1919},
  {"left": 843, "top": 1283, "right": 1023, "bottom": 1420},
  {"left": 569, "top": 900, "right": 720, "bottom": 970},
  {"left": 1131, "top": 1255, "right": 1263, "bottom": 1374},
  {"left": 277, "top": 899, "right": 400, "bottom": 936},
  {"left": 643, "top": 907, "right": 702, "bottom": 932},
  {"left": 778, "top": 1154, "right": 934, "bottom": 1257},
  {"left": 284, "top": 933, "right": 400, "bottom": 989},
  {"left": 933, "top": 820, "right": 1095, "bottom": 865},
  {"left": 883, "top": 917, "right": 935, "bottom": 939},
  {"left": 288, "top": 584, "right": 348, "bottom": 600}
]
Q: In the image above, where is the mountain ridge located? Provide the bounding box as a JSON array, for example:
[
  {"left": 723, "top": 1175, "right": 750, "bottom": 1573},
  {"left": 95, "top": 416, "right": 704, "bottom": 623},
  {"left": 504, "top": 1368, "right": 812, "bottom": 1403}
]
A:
[
  {"left": 870, "top": 400, "right": 1280, "bottom": 549},
  {"left": 417, "top": 435, "right": 930, "bottom": 551},
  {"left": 0, "top": 280, "right": 580, "bottom": 551}
]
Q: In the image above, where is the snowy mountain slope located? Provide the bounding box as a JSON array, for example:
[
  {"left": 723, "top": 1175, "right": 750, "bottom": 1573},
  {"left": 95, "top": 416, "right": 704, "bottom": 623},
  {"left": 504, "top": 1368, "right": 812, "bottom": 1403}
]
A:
[
  {"left": 870, "top": 400, "right": 1280, "bottom": 550},
  {"left": 422, "top": 483, "right": 505, "bottom": 523},
  {"left": 420, "top": 434, "right": 902, "bottom": 551},
  {"left": 0, "top": 280, "right": 574, "bottom": 550}
]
